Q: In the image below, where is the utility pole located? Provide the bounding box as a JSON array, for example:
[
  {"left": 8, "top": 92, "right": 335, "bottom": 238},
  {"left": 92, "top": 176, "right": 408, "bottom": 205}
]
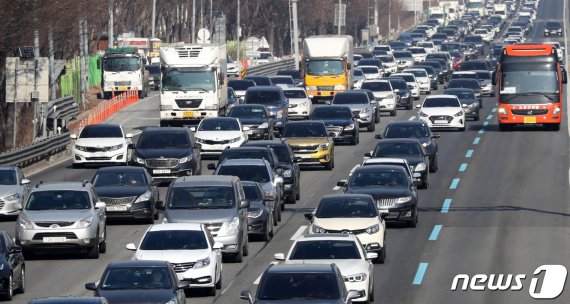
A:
[
  {"left": 33, "top": 0, "right": 40, "bottom": 141},
  {"left": 13, "top": 59, "right": 19, "bottom": 149},
  {"left": 374, "top": 0, "right": 379, "bottom": 42},
  {"left": 209, "top": 0, "right": 213, "bottom": 35},
  {"left": 291, "top": 0, "right": 299, "bottom": 70},
  {"left": 192, "top": 0, "right": 196, "bottom": 42},
  {"left": 109, "top": 0, "right": 114, "bottom": 47},
  {"left": 237, "top": 0, "right": 241, "bottom": 73},
  {"left": 200, "top": 0, "right": 204, "bottom": 30},
  {"left": 388, "top": 0, "right": 392, "bottom": 40},
  {"left": 337, "top": 0, "right": 342, "bottom": 35},
  {"left": 79, "top": 17, "right": 86, "bottom": 108},
  {"left": 152, "top": 0, "right": 156, "bottom": 38}
]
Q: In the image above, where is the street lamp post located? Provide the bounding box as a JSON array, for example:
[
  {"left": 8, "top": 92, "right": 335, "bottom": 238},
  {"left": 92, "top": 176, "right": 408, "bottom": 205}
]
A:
[
  {"left": 237, "top": 0, "right": 241, "bottom": 74},
  {"left": 337, "top": 0, "right": 342, "bottom": 35}
]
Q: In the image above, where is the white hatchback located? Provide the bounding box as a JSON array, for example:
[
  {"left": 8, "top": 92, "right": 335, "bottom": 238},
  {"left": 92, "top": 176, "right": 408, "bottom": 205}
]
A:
[
  {"left": 417, "top": 95, "right": 466, "bottom": 131},
  {"left": 126, "top": 223, "right": 223, "bottom": 295},
  {"left": 192, "top": 117, "right": 249, "bottom": 156}
]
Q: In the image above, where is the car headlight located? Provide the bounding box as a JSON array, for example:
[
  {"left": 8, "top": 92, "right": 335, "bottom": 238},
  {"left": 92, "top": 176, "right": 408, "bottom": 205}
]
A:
[
  {"left": 422, "top": 79, "right": 429, "bottom": 84},
  {"left": 77, "top": 216, "right": 93, "bottom": 228},
  {"left": 344, "top": 124, "right": 355, "bottom": 131},
  {"left": 403, "top": 93, "right": 410, "bottom": 98},
  {"left": 422, "top": 140, "right": 431, "bottom": 148},
  {"left": 554, "top": 107, "right": 561, "bottom": 115},
  {"left": 104, "top": 81, "right": 113, "bottom": 87},
  {"left": 259, "top": 122, "right": 269, "bottom": 129},
  {"left": 264, "top": 190, "right": 276, "bottom": 200},
  {"left": 282, "top": 169, "right": 292, "bottom": 178},
  {"left": 179, "top": 156, "right": 191, "bottom": 163},
  {"left": 360, "top": 107, "right": 370, "bottom": 114},
  {"left": 319, "top": 143, "right": 330, "bottom": 150},
  {"left": 312, "top": 224, "right": 326, "bottom": 234},
  {"left": 228, "top": 136, "right": 242, "bottom": 143},
  {"left": 3, "top": 192, "right": 20, "bottom": 201},
  {"left": 133, "top": 156, "right": 145, "bottom": 164},
  {"left": 397, "top": 196, "right": 413, "bottom": 204},
  {"left": 385, "top": 94, "right": 394, "bottom": 99},
  {"left": 498, "top": 107, "right": 507, "bottom": 115},
  {"left": 75, "top": 145, "right": 87, "bottom": 152},
  {"left": 18, "top": 217, "right": 33, "bottom": 229},
  {"left": 193, "top": 257, "right": 211, "bottom": 269},
  {"left": 164, "top": 298, "right": 177, "bottom": 304},
  {"left": 247, "top": 208, "right": 263, "bottom": 218},
  {"left": 454, "top": 111, "right": 463, "bottom": 117},
  {"left": 306, "top": 86, "right": 317, "bottom": 91},
  {"left": 333, "top": 85, "right": 346, "bottom": 90},
  {"left": 419, "top": 111, "right": 429, "bottom": 117},
  {"left": 344, "top": 273, "right": 368, "bottom": 282},
  {"left": 220, "top": 216, "right": 240, "bottom": 236},
  {"left": 134, "top": 190, "right": 152, "bottom": 204},
  {"left": 109, "top": 144, "right": 123, "bottom": 151},
  {"left": 276, "top": 110, "right": 284, "bottom": 118},
  {"left": 366, "top": 224, "right": 379, "bottom": 234},
  {"left": 469, "top": 102, "right": 479, "bottom": 108},
  {"left": 415, "top": 163, "right": 427, "bottom": 172},
  {"left": 195, "top": 137, "right": 205, "bottom": 144}
]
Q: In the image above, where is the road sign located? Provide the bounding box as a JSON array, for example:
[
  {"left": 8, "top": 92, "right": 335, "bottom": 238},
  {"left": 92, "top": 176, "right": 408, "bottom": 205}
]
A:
[{"left": 334, "top": 4, "right": 347, "bottom": 27}]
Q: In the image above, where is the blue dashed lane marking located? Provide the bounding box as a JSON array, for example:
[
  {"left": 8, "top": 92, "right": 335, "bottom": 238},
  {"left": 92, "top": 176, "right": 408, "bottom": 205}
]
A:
[
  {"left": 465, "top": 150, "right": 474, "bottom": 158},
  {"left": 429, "top": 225, "right": 443, "bottom": 241},
  {"left": 450, "top": 178, "right": 460, "bottom": 189},
  {"left": 478, "top": 129, "right": 485, "bottom": 134},
  {"left": 492, "top": 108, "right": 497, "bottom": 113},
  {"left": 413, "top": 263, "right": 429, "bottom": 285},
  {"left": 473, "top": 137, "right": 480, "bottom": 144},
  {"left": 487, "top": 115, "right": 493, "bottom": 120},
  {"left": 483, "top": 121, "right": 489, "bottom": 127},
  {"left": 459, "top": 163, "right": 468, "bottom": 172},
  {"left": 441, "top": 199, "right": 452, "bottom": 213}
]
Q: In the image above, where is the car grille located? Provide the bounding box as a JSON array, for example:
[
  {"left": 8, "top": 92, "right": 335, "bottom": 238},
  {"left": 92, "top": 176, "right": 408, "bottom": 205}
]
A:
[
  {"left": 203, "top": 139, "right": 232, "bottom": 145},
  {"left": 172, "top": 262, "right": 196, "bottom": 273},
  {"left": 317, "top": 86, "right": 334, "bottom": 91},
  {"left": 82, "top": 146, "right": 116, "bottom": 152},
  {"left": 204, "top": 223, "right": 223, "bottom": 237},
  {"left": 85, "top": 157, "right": 113, "bottom": 161},
  {"left": 175, "top": 99, "right": 203, "bottom": 108},
  {"left": 290, "top": 144, "right": 319, "bottom": 152},
  {"left": 376, "top": 198, "right": 399, "bottom": 208},
  {"left": 32, "top": 232, "right": 78, "bottom": 240},
  {"left": 324, "top": 228, "right": 367, "bottom": 235},
  {"left": 35, "top": 222, "right": 75, "bottom": 228},
  {"left": 114, "top": 81, "right": 131, "bottom": 86},
  {"left": 145, "top": 158, "right": 179, "bottom": 168},
  {"left": 429, "top": 115, "right": 453, "bottom": 123},
  {"left": 511, "top": 109, "right": 548, "bottom": 115},
  {"left": 99, "top": 196, "right": 137, "bottom": 206}
]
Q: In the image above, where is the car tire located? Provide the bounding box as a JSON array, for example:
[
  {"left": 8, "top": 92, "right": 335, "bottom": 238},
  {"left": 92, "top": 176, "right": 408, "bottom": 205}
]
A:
[
  {"left": 325, "top": 157, "right": 334, "bottom": 170},
  {"left": 242, "top": 238, "right": 249, "bottom": 257},
  {"left": 350, "top": 135, "right": 358, "bottom": 145},
  {"left": 390, "top": 109, "right": 397, "bottom": 117},
  {"left": 153, "top": 210, "right": 159, "bottom": 220},
  {"left": 420, "top": 175, "right": 429, "bottom": 189},
  {"left": 232, "top": 249, "right": 243, "bottom": 263},
  {"left": 367, "top": 122, "right": 376, "bottom": 132},
  {"left": 429, "top": 156, "right": 438, "bottom": 173},
  {"left": 407, "top": 102, "right": 413, "bottom": 110},
  {"left": 216, "top": 271, "right": 222, "bottom": 289},
  {"left": 208, "top": 286, "right": 216, "bottom": 296},
  {"left": 369, "top": 282, "right": 374, "bottom": 302},
  {"left": 16, "top": 267, "right": 24, "bottom": 294},
  {"left": 296, "top": 188, "right": 301, "bottom": 201},
  {"left": 88, "top": 238, "right": 100, "bottom": 259},
  {"left": 4, "top": 274, "right": 13, "bottom": 300},
  {"left": 409, "top": 208, "right": 418, "bottom": 228},
  {"left": 277, "top": 205, "right": 282, "bottom": 222},
  {"left": 474, "top": 115, "right": 480, "bottom": 121},
  {"left": 375, "top": 244, "right": 386, "bottom": 264},
  {"left": 263, "top": 220, "right": 273, "bottom": 242},
  {"left": 460, "top": 126, "right": 466, "bottom": 132}
]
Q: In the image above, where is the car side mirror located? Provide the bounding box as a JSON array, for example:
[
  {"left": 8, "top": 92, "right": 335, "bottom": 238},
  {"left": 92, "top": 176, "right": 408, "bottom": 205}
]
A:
[
  {"left": 239, "top": 200, "right": 250, "bottom": 209},
  {"left": 125, "top": 243, "right": 137, "bottom": 251},
  {"left": 365, "top": 252, "right": 378, "bottom": 260},
  {"left": 95, "top": 202, "right": 106, "bottom": 209},
  {"left": 432, "top": 134, "right": 441, "bottom": 138},
  {"left": 213, "top": 242, "right": 224, "bottom": 250},
  {"left": 21, "top": 179, "right": 31, "bottom": 185},
  {"left": 364, "top": 152, "right": 372, "bottom": 157},
  {"left": 125, "top": 133, "right": 133, "bottom": 139},
  {"left": 374, "top": 134, "right": 383, "bottom": 139},
  {"left": 304, "top": 213, "right": 314, "bottom": 222},
  {"left": 347, "top": 290, "right": 365, "bottom": 301},
  {"left": 8, "top": 246, "right": 22, "bottom": 254},
  {"left": 70, "top": 134, "right": 77, "bottom": 140},
  {"left": 177, "top": 281, "right": 191, "bottom": 289},
  {"left": 128, "top": 143, "right": 136, "bottom": 149},
  {"left": 240, "top": 290, "right": 254, "bottom": 304},
  {"left": 337, "top": 180, "right": 347, "bottom": 187},
  {"left": 274, "top": 253, "right": 285, "bottom": 260},
  {"left": 415, "top": 104, "right": 421, "bottom": 108},
  {"left": 207, "top": 163, "right": 217, "bottom": 170},
  {"left": 189, "top": 127, "right": 196, "bottom": 132},
  {"left": 85, "top": 282, "right": 97, "bottom": 291}
]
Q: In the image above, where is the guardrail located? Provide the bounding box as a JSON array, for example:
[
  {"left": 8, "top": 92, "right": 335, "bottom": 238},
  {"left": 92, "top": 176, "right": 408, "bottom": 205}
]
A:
[
  {"left": 47, "top": 96, "right": 79, "bottom": 120},
  {"left": 244, "top": 59, "right": 295, "bottom": 77},
  {"left": 0, "top": 133, "right": 70, "bottom": 167}
]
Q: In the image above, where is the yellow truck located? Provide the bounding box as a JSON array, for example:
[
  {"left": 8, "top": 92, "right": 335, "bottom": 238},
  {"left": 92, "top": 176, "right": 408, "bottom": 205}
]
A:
[{"left": 303, "top": 35, "right": 353, "bottom": 103}]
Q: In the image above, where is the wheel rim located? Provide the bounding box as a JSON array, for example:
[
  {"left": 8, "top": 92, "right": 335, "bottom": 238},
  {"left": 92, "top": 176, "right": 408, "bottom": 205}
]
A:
[
  {"left": 8, "top": 275, "right": 12, "bottom": 297},
  {"left": 20, "top": 268, "right": 24, "bottom": 291}
]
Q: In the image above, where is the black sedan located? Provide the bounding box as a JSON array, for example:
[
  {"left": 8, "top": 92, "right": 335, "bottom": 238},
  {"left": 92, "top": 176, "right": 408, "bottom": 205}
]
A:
[
  {"left": 365, "top": 138, "right": 430, "bottom": 189},
  {"left": 0, "top": 230, "right": 25, "bottom": 300},
  {"left": 376, "top": 120, "right": 440, "bottom": 172},
  {"left": 445, "top": 79, "right": 482, "bottom": 101},
  {"left": 443, "top": 88, "right": 480, "bottom": 121},
  {"left": 243, "top": 181, "right": 274, "bottom": 242},
  {"left": 91, "top": 166, "right": 159, "bottom": 223},
  {"left": 85, "top": 260, "right": 189, "bottom": 304},
  {"left": 228, "top": 104, "right": 275, "bottom": 140},
  {"left": 338, "top": 165, "right": 419, "bottom": 227},
  {"left": 310, "top": 106, "right": 359, "bottom": 145}
]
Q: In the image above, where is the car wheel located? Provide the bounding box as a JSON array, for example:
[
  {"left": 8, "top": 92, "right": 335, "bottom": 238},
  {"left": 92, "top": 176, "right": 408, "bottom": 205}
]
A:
[
  {"left": 277, "top": 204, "right": 282, "bottom": 221},
  {"left": 263, "top": 220, "right": 273, "bottom": 242},
  {"left": 88, "top": 238, "right": 100, "bottom": 259},
  {"left": 390, "top": 109, "right": 397, "bottom": 117},
  {"left": 216, "top": 271, "right": 222, "bottom": 289},
  {"left": 286, "top": 194, "right": 296, "bottom": 204},
  {"left": 375, "top": 243, "right": 386, "bottom": 264},
  {"left": 474, "top": 114, "right": 480, "bottom": 121},
  {"left": 208, "top": 285, "right": 216, "bottom": 296},
  {"left": 232, "top": 249, "right": 243, "bottom": 263},
  {"left": 375, "top": 111, "right": 380, "bottom": 123},
  {"left": 409, "top": 208, "right": 418, "bottom": 228},
  {"left": 369, "top": 282, "right": 375, "bottom": 302},
  {"left": 153, "top": 210, "right": 159, "bottom": 220},
  {"left": 429, "top": 156, "right": 438, "bottom": 173},
  {"left": 295, "top": 187, "right": 301, "bottom": 200},
  {"left": 350, "top": 135, "right": 358, "bottom": 145},
  {"left": 16, "top": 267, "right": 24, "bottom": 294},
  {"left": 367, "top": 122, "right": 376, "bottom": 132},
  {"left": 420, "top": 175, "right": 429, "bottom": 189},
  {"left": 242, "top": 237, "right": 249, "bottom": 257},
  {"left": 325, "top": 157, "right": 334, "bottom": 170},
  {"left": 4, "top": 274, "right": 13, "bottom": 300},
  {"left": 407, "top": 101, "right": 413, "bottom": 110}
]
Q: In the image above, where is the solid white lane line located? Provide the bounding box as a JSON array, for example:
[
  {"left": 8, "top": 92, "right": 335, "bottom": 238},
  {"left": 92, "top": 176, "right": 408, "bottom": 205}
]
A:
[
  {"left": 408, "top": 116, "right": 416, "bottom": 121},
  {"left": 290, "top": 225, "right": 308, "bottom": 241},
  {"left": 332, "top": 186, "right": 341, "bottom": 191},
  {"left": 253, "top": 262, "right": 279, "bottom": 284}
]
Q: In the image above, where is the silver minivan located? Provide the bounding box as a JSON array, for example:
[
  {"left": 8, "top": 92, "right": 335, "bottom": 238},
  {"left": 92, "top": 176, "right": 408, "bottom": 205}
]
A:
[{"left": 161, "top": 175, "right": 250, "bottom": 263}]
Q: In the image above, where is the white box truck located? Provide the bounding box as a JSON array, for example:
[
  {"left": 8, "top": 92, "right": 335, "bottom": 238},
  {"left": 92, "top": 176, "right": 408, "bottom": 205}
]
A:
[
  {"left": 303, "top": 35, "right": 353, "bottom": 102},
  {"left": 493, "top": 3, "right": 507, "bottom": 19},
  {"left": 100, "top": 47, "right": 149, "bottom": 99},
  {"left": 159, "top": 44, "right": 228, "bottom": 127}
]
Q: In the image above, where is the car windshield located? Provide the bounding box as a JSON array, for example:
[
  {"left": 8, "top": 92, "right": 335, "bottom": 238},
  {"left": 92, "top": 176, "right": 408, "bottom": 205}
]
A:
[
  {"left": 306, "top": 60, "right": 344, "bottom": 76},
  {"left": 417, "top": 43, "right": 432, "bottom": 48},
  {"left": 100, "top": 267, "right": 172, "bottom": 290},
  {"left": 168, "top": 186, "right": 235, "bottom": 209},
  {"left": 546, "top": 22, "right": 561, "bottom": 29},
  {"left": 461, "top": 62, "right": 487, "bottom": 70},
  {"left": 267, "top": 145, "right": 292, "bottom": 163},
  {"left": 360, "top": 66, "right": 379, "bottom": 74},
  {"left": 140, "top": 230, "right": 208, "bottom": 250},
  {"left": 259, "top": 53, "right": 273, "bottom": 59},
  {"left": 221, "top": 150, "right": 272, "bottom": 164},
  {"left": 393, "top": 52, "right": 413, "bottom": 59},
  {"left": 350, "top": 169, "right": 408, "bottom": 187},
  {"left": 26, "top": 190, "right": 91, "bottom": 210},
  {"left": 311, "top": 107, "right": 353, "bottom": 120},
  {"left": 284, "top": 90, "right": 307, "bottom": 99},
  {"left": 423, "top": 98, "right": 460, "bottom": 108},
  {"left": 361, "top": 82, "right": 391, "bottom": 92},
  {"left": 290, "top": 240, "right": 361, "bottom": 260},
  {"left": 476, "top": 72, "right": 491, "bottom": 80},
  {"left": 315, "top": 196, "right": 377, "bottom": 218},
  {"left": 277, "top": 70, "right": 302, "bottom": 79},
  {"left": 103, "top": 57, "right": 140, "bottom": 72},
  {"left": 406, "top": 70, "right": 427, "bottom": 77},
  {"left": 198, "top": 119, "right": 240, "bottom": 131},
  {"left": 258, "top": 272, "right": 340, "bottom": 300},
  {"left": 217, "top": 165, "right": 270, "bottom": 183},
  {"left": 394, "top": 75, "right": 414, "bottom": 82},
  {"left": 79, "top": 125, "right": 123, "bottom": 138},
  {"left": 137, "top": 131, "right": 191, "bottom": 149},
  {"left": 245, "top": 77, "right": 271, "bottom": 85},
  {"left": 333, "top": 93, "right": 369, "bottom": 104},
  {"left": 354, "top": 69, "right": 364, "bottom": 76},
  {"left": 229, "top": 81, "right": 255, "bottom": 91},
  {"left": 377, "top": 56, "right": 394, "bottom": 63},
  {"left": 388, "top": 80, "right": 408, "bottom": 91},
  {"left": 465, "top": 36, "right": 483, "bottom": 43},
  {"left": 385, "top": 124, "right": 429, "bottom": 138},
  {"left": 243, "top": 185, "right": 263, "bottom": 200},
  {"left": 145, "top": 65, "right": 160, "bottom": 74},
  {"left": 373, "top": 142, "right": 421, "bottom": 157},
  {"left": 0, "top": 171, "right": 16, "bottom": 185},
  {"left": 245, "top": 91, "right": 283, "bottom": 105},
  {"left": 410, "top": 48, "right": 426, "bottom": 54},
  {"left": 283, "top": 123, "right": 327, "bottom": 137},
  {"left": 452, "top": 74, "right": 477, "bottom": 80},
  {"left": 162, "top": 69, "right": 216, "bottom": 91},
  {"left": 448, "top": 80, "right": 480, "bottom": 89},
  {"left": 271, "top": 77, "right": 294, "bottom": 84},
  {"left": 229, "top": 107, "right": 267, "bottom": 119},
  {"left": 445, "top": 90, "right": 475, "bottom": 101},
  {"left": 93, "top": 171, "right": 147, "bottom": 187}
]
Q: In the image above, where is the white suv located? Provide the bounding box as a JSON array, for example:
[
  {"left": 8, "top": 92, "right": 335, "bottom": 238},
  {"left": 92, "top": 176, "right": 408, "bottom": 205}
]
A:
[
  {"left": 417, "top": 95, "right": 466, "bottom": 131},
  {"left": 71, "top": 124, "right": 132, "bottom": 168}
]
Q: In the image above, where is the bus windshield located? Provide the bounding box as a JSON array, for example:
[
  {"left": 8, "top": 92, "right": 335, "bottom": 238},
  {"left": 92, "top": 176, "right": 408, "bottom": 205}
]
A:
[
  {"left": 306, "top": 60, "right": 344, "bottom": 76},
  {"left": 500, "top": 62, "right": 559, "bottom": 102}
]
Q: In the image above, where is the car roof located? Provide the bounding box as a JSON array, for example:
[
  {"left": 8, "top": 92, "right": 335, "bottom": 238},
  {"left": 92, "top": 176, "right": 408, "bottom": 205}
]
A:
[
  {"left": 320, "top": 193, "right": 373, "bottom": 200},
  {"left": 0, "top": 167, "right": 16, "bottom": 171},
  {"left": 231, "top": 104, "right": 266, "bottom": 108},
  {"left": 243, "top": 140, "right": 287, "bottom": 146},
  {"left": 171, "top": 175, "right": 238, "bottom": 187},
  {"left": 108, "top": 260, "right": 171, "bottom": 268},
  {"left": 246, "top": 86, "right": 283, "bottom": 92},
  {"left": 148, "top": 223, "right": 203, "bottom": 232},
  {"left": 386, "top": 120, "right": 427, "bottom": 126},
  {"left": 30, "top": 182, "right": 91, "bottom": 191},
  {"left": 283, "top": 87, "right": 306, "bottom": 91},
  {"left": 453, "top": 71, "right": 477, "bottom": 75},
  {"left": 200, "top": 117, "right": 239, "bottom": 122},
  {"left": 362, "top": 158, "right": 408, "bottom": 165},
  {"left": 444, "top": 88, "right": 475, "bottom": 93},
  {"left": 425, "top": 94, "right": 460, "bottom": 99},
  {"left": 295, "top": 233, "right": 359, "bottom": 241},
  {"left": 286, "top": 120, "right": 325, "bottom": 126},
  {"left": 362, "top": 79, "right": 390, "bottom": 83},
  {"left": 354, "top": 164, "right": 406, "bottom": 172},
  {"left": 141, "top": 127, "right": 189, "bottom": 133},
  {"left": 378, "top": 138, "right": 422, "bottom": 144},
  {"left": 313, "top": 105, "right": 351, "bottom": 111},
  {"left": 29, "top": 297, "right": 107, "bottom": 304},
  {"left": 266, "top": 263, "right": 337, "bottom": 273},
  {"left": 96, "top": 166, "right": 146, "bottom": 173},
  {"left": 218, "top": 158, "right": 268, "bottom": 166}
]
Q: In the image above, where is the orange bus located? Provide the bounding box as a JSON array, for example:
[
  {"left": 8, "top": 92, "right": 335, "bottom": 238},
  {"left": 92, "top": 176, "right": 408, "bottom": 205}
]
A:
[{"left": 493, "top": 44, "right": 567, "bottom": 131}]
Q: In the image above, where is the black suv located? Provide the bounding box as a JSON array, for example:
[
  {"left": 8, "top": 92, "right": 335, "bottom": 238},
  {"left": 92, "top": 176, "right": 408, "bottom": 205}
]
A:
[
  {"left": 242, "top": 140, "right": 301, "bottom": 204},
  {"left": 310, "top": 105, "right": 359, "bottom": 145},
  {"left": 130, "top": 127, "right": 202, "bottom": 182},
  {"left": 228, "top": 104, "right": 275, "bottom": 140}
]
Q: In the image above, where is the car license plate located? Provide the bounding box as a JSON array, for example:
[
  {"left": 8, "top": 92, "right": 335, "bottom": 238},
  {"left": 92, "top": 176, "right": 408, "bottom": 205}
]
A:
[
  {"left": 43, "top": 237, "right": 66, "bottom": 243},
  {"left": 94, "top": 152, "right": 106, "bottom": 157},
  {"left": 298, "top": 154, "right": 312, "bottom": 158},
  {"left": 107, "top": 205, "right": 128, "bottom": 212},
  {"left": 117, "top": 86, "right": 128, "bottom": 91},
  {"left": 523, "top": 117, "right": 536, "bottom": 124},
  {"left": 211, "top": 145, "right": 224, "bottom": 150},
  {"left": 183, "top": 111, "right": 196, "bottom": 118},
  {"left": 434, "top": 120, "right": 448, "bottom": 124},
  {"left": 153, "top": 169, "right": 170, "bottom": 174}
]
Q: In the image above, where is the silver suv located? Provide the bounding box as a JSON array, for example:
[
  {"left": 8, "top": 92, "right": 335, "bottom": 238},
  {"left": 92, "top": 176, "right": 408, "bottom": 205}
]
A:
[
  {"left": 0, "top": 166, "right": 31, "bottom": 216},
  {"left": 161, "top": 175, "right": 250, "bottom": 263},
  {"left": 16, "top": 181, "right": 107, "bottom": 258}
]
